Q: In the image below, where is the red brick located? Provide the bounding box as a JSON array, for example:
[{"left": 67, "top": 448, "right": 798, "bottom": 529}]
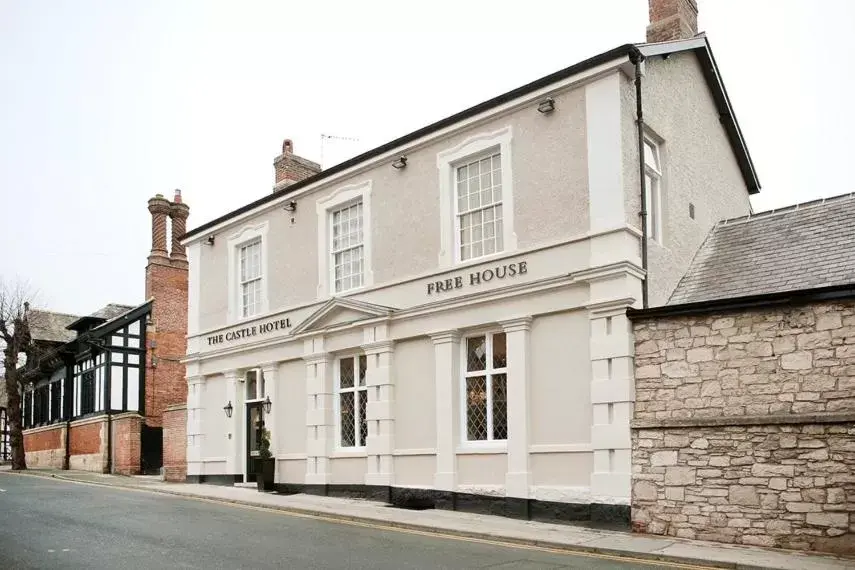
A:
[{"left": 162, "top": 404, "right": 187, "bottom": 482}]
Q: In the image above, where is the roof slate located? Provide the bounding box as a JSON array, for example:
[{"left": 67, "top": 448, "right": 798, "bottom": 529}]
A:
[
  {"left": 668, "top": 194, "right": 855, "bottom": 305},
  {"left": 26, "top": 310, "right": 79, "bottom": 344},
  {"left": 90, "top": 304, "right": 136, "bottom": 321}
]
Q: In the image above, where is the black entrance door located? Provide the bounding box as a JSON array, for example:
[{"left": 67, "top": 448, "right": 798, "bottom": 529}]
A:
[{"left": 245, "top": 402, "right": 264, "bottom": 483}]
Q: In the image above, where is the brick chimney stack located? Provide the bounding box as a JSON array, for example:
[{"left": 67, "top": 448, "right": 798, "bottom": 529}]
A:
[
  {"left": 646, "top": 0, "right": 698, "bottom": 43},
  {"left": 147, "top": 194, "right": 171, "bottom": 261},
  {"left": 169, "top": 189, "right": 190, "bottom": 266},
  {"left": 273, "top": 138, "right": 321, "bottom": 191}
]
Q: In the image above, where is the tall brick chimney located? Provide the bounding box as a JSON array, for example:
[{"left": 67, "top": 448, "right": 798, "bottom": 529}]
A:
[
  {"left": 144, "top": 191, "right": 189, "bottom": 433},
  {"left": 646, "top": 0, "right": 698, "bottom": 43},
  {"left": 169, "top": 189, "right": 190, "bottom": 266},
  {"left": 273, "top": 138, "right": 321, "bottom": 190}
]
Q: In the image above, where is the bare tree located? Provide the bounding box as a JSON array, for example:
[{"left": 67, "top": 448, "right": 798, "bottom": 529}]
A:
[{"left": 0, "top": 278, "right": 35, "bottom": 470}]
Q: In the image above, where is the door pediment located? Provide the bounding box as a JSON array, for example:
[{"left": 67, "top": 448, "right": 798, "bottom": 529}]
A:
[{"left": 291, "top": 297, "right": 395, "bottom": 335}]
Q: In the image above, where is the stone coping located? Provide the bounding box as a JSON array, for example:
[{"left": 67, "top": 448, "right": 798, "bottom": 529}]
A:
[
  {"left": 164, "top": 403, "right": 187, "bottom": 412},
  {"left": 23, "top": 423, "right": 66, "bottom": 435},
  {"left": 631, "top": 412, "right": 855, "bottom": 429}
]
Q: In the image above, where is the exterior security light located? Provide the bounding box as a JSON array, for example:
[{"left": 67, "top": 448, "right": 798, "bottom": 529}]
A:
[
  {"left": 263, "top": 395, "right": 272, "bottom": 415},
  {"left": 392, "top": 156, "right": 408, "bottom": 169},
  {"left": 537, "top": 98, "right": 555, "bottom": 114},
  {"left": 206, "top": 235, "right": 215, "bottom": 246},
  {"left": 223, "top": 401, "right": 233, "bottom": 418},
  {"left": 283, "top": 200, "right": 297, "bottom": 213}
]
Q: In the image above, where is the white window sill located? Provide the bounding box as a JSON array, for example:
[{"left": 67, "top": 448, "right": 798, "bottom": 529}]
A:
[
  {"left": 455, "top": 443, "right": 508, "bottom": 455},
  {"left": 330, "top": 449, "right": 367, "bottom": 459}
]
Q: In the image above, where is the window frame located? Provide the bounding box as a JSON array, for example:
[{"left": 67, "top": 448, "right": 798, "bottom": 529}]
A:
[
  {"left": 453, "top": 151, "right": 505, "bottom": 263},
  {"left": 226, "top": 222, "right": 269, "bottom": 323},
  {"left": 238, "top": 238, "right": 263, "bottom": 318},
  {"left": 333, "top": 354, "right": 368, "bottom": 450},
  {"left": 329, "top": 200, "right": 365, "bottom": 295},
  {"left": 459, "top": 331, "right": 509, "bottom": 446},
  {"left": 643, "top": 136, "right": 663, "bottom": 244},
  {"left": 437, "top": 126, "right": 516, "bottom": 268},
  {"left": 316, "top": 181, "right": 373, "bottom": 298}
]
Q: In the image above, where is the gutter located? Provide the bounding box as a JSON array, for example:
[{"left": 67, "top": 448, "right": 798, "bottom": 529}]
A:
[
  {"left": 626, "top": 283, "right": 855, "bottom": 320},
  {"left": 629, "top": 47, "right": 649, "bottom": 309}
]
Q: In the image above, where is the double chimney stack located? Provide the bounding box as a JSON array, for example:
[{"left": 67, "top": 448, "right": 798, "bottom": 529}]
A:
[{"left": 147, "top": 189, "right": 190, "bottom": 267}]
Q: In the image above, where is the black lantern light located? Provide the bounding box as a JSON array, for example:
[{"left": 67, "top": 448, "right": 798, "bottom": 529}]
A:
[
  {"left": 223, "top": 401, "right": 233, "bottom": 418},
  {"left": 263, "top": 395, "right": 272, "bottom": 414}
]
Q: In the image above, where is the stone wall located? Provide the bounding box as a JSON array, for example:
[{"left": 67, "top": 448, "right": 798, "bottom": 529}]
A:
[{"left": 630, "top": 300, "right": 855, "bottom": 555}]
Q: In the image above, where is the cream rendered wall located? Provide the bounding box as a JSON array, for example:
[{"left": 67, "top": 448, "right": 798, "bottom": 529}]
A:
[
  {"left": 196, "top": 86, "right": 591, "bottom": 332},
  {"left": 201, "top": 374, "right": 228, "bottom": 459},
  {"left": 330, "top": 457, "right": 365, "bottom": 484},
  {"left": 392, "top": 338, "right": 435, "bottom": 451},
  {"left": 394, "top": 455, "right": 435, "bottom": 487},
  {"left": 457, "top": 453, "right": 507, "bottom": 486},
  {"left": 531, "top": 453, "right": 592, "bottom": 487},
  {"left": 277, "top": 359, "right": 306, "bottom": 455},
  {"left": 622, "top": 53, "right": 752, "bottom": 307},
  {"left": 529, "top": 311, "right": 591, "bottom": 446}
]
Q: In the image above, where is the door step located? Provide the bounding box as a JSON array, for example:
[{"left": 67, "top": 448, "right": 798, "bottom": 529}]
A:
[{"left": 233, "top": 482, "right": 256, "bottom": 488}]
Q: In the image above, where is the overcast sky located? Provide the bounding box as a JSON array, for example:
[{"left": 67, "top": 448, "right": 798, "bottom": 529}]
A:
[{"left": 1, "top": 0, "right": 853, "bottom": 316}]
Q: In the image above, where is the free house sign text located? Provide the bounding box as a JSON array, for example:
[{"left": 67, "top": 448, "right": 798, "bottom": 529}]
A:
[{"left": 427, "top": 261, "right": 528, "bottom": 295}]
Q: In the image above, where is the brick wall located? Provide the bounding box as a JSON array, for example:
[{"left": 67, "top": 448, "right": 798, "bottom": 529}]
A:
[
  {"left": 112, "top": 413, "right": 142, "bottom": 475},
  {"left": 631, "top": 300, "right": 855, "bottom": 555},
  {"left": 68, "top": 417, "right": 108, "bottom": 472},
  {"left": 24, "top": 425, "right": 66, "bottom": 468},
  {"left": 162, "top": 404, "right": 187, "bottom": 482},
  {"left": 144, "top": 259, "right": 188, "bottom": 428}
]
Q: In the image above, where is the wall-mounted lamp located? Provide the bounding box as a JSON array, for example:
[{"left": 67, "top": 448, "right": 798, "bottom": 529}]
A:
[
  {"left": 537, "top": 98, "right": 555, "bottom": 114},
  {"left": 263, "top": 395, "right": 272, "bottom": 414},
  {"left": 206, "top": 235, "right": 215, "bottom": 246},
  {"left": 223, "top": 401, "right": 233, "bottom": 418},
  {"left": 283, "top": 200, "right": 297, "bottom": 213},
  {"left": 391, "top": 156, "right": 408, "bottom": 170}
]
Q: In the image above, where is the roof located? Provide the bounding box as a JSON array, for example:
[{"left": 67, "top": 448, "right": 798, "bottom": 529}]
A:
[
  {"left": 183, "top": 36, "right": 759, "bottom": 241},
  {"left": 27, "top": 310, "right": 79, "bottom": 344},
  {"left": 668, "top": 193, "right": 855, "bottom": 306},
  {"left": 90, "top": 304, "right": 136, "bottom": 320}
]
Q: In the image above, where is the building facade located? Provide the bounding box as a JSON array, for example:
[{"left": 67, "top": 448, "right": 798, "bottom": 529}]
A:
[
  {"left": 180, "top": 2, "right": 759, "bottom": 523},
  {"left": 21, "top": 191, "right": 189, "bottom": 477}
]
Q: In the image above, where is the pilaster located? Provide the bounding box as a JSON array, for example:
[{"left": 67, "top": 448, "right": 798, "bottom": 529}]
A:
[
  {"left": 186, "top": 375, "right": 205, "bottom": 475},
  {"left": 362, "top": 324, "right": 395, "bottom": 486},
  {"left": 224, "top": 370, "right": 240, "bottom": 476},
  {"left": 430, "top": 330, "right": 460, "bottom": 491},
  {"left": 500, "top": 317, "right": 532, "bottom": 498},
  {"left": 303, "top": 336, "right": 333, "bottom": 485},
  {"left": 261, "top": 362, "right": 280, "bottom": 464}
]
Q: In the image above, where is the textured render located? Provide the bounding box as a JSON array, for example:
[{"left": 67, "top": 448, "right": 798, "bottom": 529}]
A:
[
  {"left": 624, "top": 53, "right": 752, "bottom": 307},
  {"left": 197, "top": 86, "right": 591, "bottom": 331},
  {"left": 631, "top": 301, "right": 855, "bottom": 554},
  {"left": 669, "top": 194, "right": 855, "bottom": 305}
]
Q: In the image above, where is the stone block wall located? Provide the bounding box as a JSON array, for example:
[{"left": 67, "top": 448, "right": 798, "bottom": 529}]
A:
[
  {"left": 162, "top": 404, "right": 187, "bottom": 482},
  {"left": 631, "top": 300, "right": 855, "bottom": 555},
  {"left": 23, "top": 424, "right": 66, "bottom": 469}
]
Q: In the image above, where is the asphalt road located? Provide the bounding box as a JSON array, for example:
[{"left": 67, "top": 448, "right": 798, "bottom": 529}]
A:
[{"left": 0, "top": 473, "right": 684, "bottom": 570}]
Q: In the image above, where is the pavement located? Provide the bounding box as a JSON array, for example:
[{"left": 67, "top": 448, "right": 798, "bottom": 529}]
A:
[{"left": 1, "top": 467, "right": 852, "bottom": 570}]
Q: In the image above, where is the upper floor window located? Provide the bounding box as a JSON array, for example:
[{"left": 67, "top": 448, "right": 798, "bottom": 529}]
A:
[
  {"left": 239, "top": 239, "right": 262, "bottom": 318},
  {"left": 331, "top": 201, "right": 364, "bottom": 293},
  {"left": 336, "top": 355, "right": 367, "bottom": 448},
  {"left": 437, "top": 126, "right": 516, "bottom": 268},
  {"left": 456, "top": 153, "right": 503, "bottom": 261},
  {"left": 644, "top": 137, "right": 662, "bottom": 243},
  {"left": 463, "top": 332, "right": 508, "bottom": 442}
]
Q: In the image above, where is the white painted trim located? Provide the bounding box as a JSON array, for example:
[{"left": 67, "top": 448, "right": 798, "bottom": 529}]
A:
[
  {"left": 455, "top": 446, "right": 507, "bottom": 455},
  {"left": 329, "top": 451, "right": 367, "bottom": 459},
  {"left": 201, "top": 456, "right": 227, "bottom": 463},
  {"left": 316, "top": 180, "right": 373, "bottom": 298},
  {"left": 436, "top": 126, "right": 516, "bottom": 267},
  {"left": 181, "top": 56, "right": 629, "bottom": 247},
  {"left": 392, "top": 448, "right": 436, "bottom": 457},
  {"left": 529, "top": 444, "right": 592, "bottom": 454},
  {"left": 226, "top": 221, "right": 269, "bottom": 324}
]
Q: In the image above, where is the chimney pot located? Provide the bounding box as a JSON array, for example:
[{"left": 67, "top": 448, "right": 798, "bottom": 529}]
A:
[
  {"left": 646, "top": 0, "right": 698, "bottom": 44},
  {"left": 173, "top": 189, "right": 182, "bottom": 204},
  {"left": 282, "top": 139, "right": 294, "bottom": 154}
]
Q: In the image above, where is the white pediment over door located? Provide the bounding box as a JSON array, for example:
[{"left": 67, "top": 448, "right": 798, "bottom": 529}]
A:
[{"left": 291, "top": 297, "right": 396, "bottom": 335}]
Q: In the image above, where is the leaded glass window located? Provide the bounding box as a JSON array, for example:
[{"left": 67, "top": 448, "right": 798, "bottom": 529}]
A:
[
  {"left": 337, "top": 355, "right": 368, "bottom": 447},
  {"left": 464, "top": 332, "right": 508, "bottom": 441}
]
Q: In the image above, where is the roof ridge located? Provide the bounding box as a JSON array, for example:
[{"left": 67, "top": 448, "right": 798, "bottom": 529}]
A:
[
  {"left": 719, "top": 191, "right": 855, "bottom": 227},
  {"left": 29, "top": 308, "right": 80, "bottom": 319}
]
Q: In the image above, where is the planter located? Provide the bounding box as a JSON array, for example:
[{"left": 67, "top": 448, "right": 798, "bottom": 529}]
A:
[{"left": 255, "top": 458, "right": 275, "bottom": 492}]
